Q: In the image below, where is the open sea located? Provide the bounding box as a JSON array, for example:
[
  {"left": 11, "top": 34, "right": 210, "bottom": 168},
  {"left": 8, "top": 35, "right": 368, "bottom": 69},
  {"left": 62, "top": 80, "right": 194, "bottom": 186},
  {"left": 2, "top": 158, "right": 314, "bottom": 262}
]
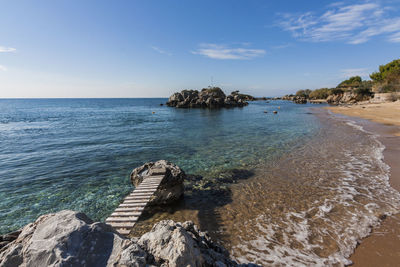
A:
[{"left": 1, "top": 98, "right": 399, "bottom": 265}]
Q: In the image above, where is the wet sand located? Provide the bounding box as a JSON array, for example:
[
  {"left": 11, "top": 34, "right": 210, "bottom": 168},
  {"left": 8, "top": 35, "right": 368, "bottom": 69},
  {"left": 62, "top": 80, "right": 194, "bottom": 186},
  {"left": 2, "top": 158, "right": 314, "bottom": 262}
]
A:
[
  {"left": 327, "top": 101, "right": 400, "bottom": 135},
  {"left": 327, "top": 107, "right": 400, "bottom": 266}
]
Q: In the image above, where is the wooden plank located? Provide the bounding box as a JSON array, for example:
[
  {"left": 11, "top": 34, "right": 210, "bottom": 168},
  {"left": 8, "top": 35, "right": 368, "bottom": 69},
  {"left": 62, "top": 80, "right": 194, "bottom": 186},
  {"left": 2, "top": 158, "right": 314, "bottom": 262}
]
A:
[
  {"left": 115, "top": 228, "right": 131, "bottom": 235},
  {"left": 106, "top": 174, "right": 164, "bottom": 235},
  {"left": 107, "top": 222, "right": 136, "bottom": 228},
  {"left": 134, "top": 189, "right": 158, "bottom": 192},
  {"left": 110, "top": 212, "right": 141, "bottom": 217},
  {"left": 114, "top": 207, "right": 145, "bottom": 212},
  {"left": 124, "top": 197, "right": 152, "bottom": 201},
  {"left": 106, "top": 217, "right": 139, "bottom": 222},
  {"left": 119, "top": 203, "right": 147, "bottom": 207}
]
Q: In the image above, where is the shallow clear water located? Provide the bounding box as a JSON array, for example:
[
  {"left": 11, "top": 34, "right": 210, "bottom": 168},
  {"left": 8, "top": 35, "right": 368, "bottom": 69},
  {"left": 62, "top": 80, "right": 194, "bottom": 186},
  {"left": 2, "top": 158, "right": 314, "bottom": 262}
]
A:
[{"left": 0, "top": 98, "right": 319, "bottom": 234}]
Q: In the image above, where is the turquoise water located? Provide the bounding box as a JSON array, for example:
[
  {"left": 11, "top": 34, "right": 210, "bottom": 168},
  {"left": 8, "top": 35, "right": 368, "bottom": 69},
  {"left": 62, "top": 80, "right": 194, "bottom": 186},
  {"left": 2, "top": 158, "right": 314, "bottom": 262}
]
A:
[{"left": 0, "top": 98, "right": 320, "bottom": 234}]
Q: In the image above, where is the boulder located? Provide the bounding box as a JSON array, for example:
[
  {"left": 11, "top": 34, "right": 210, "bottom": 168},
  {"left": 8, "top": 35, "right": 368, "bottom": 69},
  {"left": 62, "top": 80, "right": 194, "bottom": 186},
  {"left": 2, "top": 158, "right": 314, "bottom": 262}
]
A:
[
  {"left": 0, "top": 211, "right": 251, "bottom": 267},
  {"left": 166, "top": 87, "right": 251, "bottom": 108},
  {"left": 293, "top": 96, "right": 307, "bottom": 104},
  {"left": 0, "top": 210, "right": 147, "bottom": 267},
  {"left": 138, "top": 220, "right": 237, "bottom": 267},
  {"left": 130, "top": 160, "right": 185, "bottom": 205}
]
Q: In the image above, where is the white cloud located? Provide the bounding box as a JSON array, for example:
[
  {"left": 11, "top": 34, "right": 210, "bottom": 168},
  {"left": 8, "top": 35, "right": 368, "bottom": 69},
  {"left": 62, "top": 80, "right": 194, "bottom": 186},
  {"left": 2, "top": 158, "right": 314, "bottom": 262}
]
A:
[
  {"left": 389, "top": 31, "right": 400, "bottom": 42},
  {"left": 279, "top": 2, "right": 400, "bottom": 44},
  {"left": 0, "top": 65, "right": 7, "bottom": 71},
  {"left": 151, "top": 46, "right": 172, "bottom": 56},
  {"left": 0, "top": 46, "right": 16, "bottom": 53},
  {"left": 341, "top": 68, "right": 369, "bottom": 78},
  {"left": 192, "top": 43, "right": 266, "bottom": 60},
  {"left": 271, "top": 43, "right": 292, "bottom": 49}
]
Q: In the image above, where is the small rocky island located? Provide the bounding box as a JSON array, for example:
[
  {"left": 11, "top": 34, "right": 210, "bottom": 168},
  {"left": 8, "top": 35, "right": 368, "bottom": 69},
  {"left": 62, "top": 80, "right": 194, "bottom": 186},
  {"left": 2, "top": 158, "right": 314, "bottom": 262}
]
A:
[{"left": 166, "top": 87, "right": 254, "bottom": 108}]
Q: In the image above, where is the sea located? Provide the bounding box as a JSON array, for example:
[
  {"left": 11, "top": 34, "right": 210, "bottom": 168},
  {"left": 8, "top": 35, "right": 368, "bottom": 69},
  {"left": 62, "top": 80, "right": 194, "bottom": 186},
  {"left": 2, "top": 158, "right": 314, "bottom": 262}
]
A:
[{"left": 0, "top": 98, "right": 399, "bottom": 266}]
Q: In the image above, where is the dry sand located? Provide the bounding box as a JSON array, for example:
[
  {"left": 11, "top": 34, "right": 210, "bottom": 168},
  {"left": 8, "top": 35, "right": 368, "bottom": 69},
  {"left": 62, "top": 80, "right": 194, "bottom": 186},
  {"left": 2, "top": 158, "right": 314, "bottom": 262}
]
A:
[
  {"left": 327, "top": 101, "right": 400, "bottom": 135},
  {"left": 327, "top": 102, "right": 400, "bottom": 266}
]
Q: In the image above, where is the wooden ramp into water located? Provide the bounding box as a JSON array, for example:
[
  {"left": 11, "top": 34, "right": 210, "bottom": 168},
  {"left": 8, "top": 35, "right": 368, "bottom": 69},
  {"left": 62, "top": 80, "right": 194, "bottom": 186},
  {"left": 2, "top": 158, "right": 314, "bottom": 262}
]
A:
[{"left": 106, "top": 172, "right": 164, "bottom": 236}]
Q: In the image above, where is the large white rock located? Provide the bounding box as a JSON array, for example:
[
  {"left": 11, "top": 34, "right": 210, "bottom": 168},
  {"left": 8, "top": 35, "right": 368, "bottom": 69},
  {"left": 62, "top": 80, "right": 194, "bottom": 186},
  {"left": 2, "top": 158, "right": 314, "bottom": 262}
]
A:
[
  {"left": 130, "top": 160, "right": 185, "bottom": 205},
  {"left": 0, "top": 210, "right": 147, "bottom": 267},
  {"left": 138, "top": 220, "right": 235, "bottom": 267}
]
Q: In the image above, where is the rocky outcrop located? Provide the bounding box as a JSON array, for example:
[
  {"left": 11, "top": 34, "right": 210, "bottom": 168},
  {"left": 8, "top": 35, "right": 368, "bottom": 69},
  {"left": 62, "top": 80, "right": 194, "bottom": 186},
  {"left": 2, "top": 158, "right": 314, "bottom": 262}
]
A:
[
  {"left": 0, "top": 210, "right": 248, "bottom": 267},
  {"left": 130, "top": 160, "right": 185, "bottom": 205},
  {"left": 326, "top": 91, "right": 359, "bottom": 105},
  {"left": 0, "top": 210, "right": 147, "bottom": 267},
  {"left": 139, "top": 220, "right": 237, "bottom": 267},
  {"left": 293, "top": 96, "right": 307, "bottom": 104},
  {"left": 0, "top": 231, "right": 21, "bottom": 251},
  {"left": 166, "top": 87, "right": 250, "bottom": 108}
]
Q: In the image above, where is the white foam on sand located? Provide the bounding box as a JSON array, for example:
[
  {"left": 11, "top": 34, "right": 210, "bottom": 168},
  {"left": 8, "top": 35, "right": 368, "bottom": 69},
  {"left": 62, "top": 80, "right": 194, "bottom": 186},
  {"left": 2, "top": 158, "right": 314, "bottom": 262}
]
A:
[{"left": 231, "top": 119, "right": 400, "bottom": 266}]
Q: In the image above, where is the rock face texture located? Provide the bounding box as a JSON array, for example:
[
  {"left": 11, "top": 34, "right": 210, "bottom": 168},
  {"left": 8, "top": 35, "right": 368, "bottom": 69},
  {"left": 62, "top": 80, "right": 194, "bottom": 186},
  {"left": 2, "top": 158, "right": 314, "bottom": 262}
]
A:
[
  {"left": 326, "top": 91, "right": 360, "bottom": 105},
  {"left": 281, "top": 95, "right": 308, "bottom": 104},
  {"left": 166, "top": 88, "right": 250, "bottom": 108},
  {"left": 139, "top": 220, "right": 237, "bottom": 267},
  {"left": 130, "top": 160, "right": 185, "bottom": 205},
  {"left": 293, "top": 96, "right": 307, "bottom": 104},
  {"left": 0, "top": 210, "right": 147, "bottom": 267},
  {"left": 0, "top": 211, "right": 246, "bottom": 267}
]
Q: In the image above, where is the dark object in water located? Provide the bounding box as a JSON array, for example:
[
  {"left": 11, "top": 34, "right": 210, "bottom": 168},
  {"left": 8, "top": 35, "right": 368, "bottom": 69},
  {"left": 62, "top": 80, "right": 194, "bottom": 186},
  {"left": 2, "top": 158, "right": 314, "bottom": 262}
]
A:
[
  {"left": 273, "top": 111, "right": 278, "bottom": 114},
  {"left": 264, "top": 111, "right": 268, "bottom": 113},
  {"left": 160, "top": 103, "right": 164, "bottom": 106}
]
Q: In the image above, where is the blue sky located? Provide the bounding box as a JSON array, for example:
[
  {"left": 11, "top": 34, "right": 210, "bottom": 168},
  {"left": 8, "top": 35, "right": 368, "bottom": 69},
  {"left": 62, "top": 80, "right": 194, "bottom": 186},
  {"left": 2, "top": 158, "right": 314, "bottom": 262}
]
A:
[{"left": 0, "top": 0, "right": 399, "bottom": 97}]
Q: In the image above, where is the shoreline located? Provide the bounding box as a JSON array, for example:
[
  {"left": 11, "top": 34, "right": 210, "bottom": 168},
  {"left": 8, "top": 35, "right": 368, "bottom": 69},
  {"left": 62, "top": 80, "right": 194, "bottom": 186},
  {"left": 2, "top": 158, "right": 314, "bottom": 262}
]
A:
[
  {"left": 326, "top": 104, "right": 400, "bottom": 266},
  {"left": 327, "top": 101, "right": 400, "bottom": 135}
]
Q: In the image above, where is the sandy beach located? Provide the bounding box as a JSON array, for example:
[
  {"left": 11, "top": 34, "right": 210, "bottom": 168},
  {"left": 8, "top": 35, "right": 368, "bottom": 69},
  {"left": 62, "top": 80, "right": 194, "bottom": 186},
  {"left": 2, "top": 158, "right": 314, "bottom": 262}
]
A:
[
  {"left": 327, "top": 102, "right": 400, "bottom": 266},
  {"left": 327, "top": 101, "right": 400, "bottom": 135}
]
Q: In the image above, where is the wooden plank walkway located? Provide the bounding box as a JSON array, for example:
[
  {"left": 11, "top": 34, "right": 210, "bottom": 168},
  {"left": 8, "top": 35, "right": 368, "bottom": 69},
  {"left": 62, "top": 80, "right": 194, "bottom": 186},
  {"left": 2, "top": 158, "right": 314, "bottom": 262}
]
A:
[{"left": 106, "top": 174, "right": 164, "bottom": 235}]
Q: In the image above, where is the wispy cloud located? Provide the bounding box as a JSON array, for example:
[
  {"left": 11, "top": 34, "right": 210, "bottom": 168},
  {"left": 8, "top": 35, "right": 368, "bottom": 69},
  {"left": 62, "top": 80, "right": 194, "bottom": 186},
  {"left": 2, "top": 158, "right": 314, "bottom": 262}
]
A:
[
  {"left": 341, "top": 68, "right": 369, "bottom": 78},
  {"left": 279, "top": 2, "right": 400, "bottom": 44},
  {"left": 271, "top": 43, "right": 292, "bottom": 49},
  {"left": 0, "top": 65, "right": 7, "bottom": 71},
  {"left": 0, "top": 46, "right": 16, "bottom": 53},
  {"left": 192, "top": 43, "right": 266, "bottom": 60},
  {"left": 151, "top": 46, "right": 172, "bottom": 56}
]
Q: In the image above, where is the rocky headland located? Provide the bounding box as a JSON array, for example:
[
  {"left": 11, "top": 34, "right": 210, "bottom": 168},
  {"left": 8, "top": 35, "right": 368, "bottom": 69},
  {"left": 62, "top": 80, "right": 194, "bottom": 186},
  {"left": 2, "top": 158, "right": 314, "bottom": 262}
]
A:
[{"left": 166, "top": 87, "right": 253, "bottom": 108}]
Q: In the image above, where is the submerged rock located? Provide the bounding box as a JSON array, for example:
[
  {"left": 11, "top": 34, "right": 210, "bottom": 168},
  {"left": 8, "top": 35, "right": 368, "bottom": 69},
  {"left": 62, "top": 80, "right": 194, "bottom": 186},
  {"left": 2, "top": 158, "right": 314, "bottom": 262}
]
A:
[
  {"left": 130, "top": 160, "right": 185, "bottom": 205},
  {"left": 0, "top": 211, "right": 250, "bottom": 267},
  {"left": 166, "top": 87, "right": 251, "bottom": 108}
]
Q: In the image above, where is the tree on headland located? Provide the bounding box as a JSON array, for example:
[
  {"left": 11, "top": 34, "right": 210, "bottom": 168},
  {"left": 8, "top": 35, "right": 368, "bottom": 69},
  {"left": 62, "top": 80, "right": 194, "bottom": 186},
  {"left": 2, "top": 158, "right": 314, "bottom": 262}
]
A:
[
  {"left": 370, "top": 59, "right": 400, "bottom": 92},
  {"left": 309, "top": 88, "right": 330, "bottom": 99},
  {"left": 370, "top": 59, "right": 400, "bottom": 82},
  {"left": 337, "top": 76, "right": 362, "bottom": 88},
  {"left": 295, "top": 89, "right": 312, "bottom": 98}
]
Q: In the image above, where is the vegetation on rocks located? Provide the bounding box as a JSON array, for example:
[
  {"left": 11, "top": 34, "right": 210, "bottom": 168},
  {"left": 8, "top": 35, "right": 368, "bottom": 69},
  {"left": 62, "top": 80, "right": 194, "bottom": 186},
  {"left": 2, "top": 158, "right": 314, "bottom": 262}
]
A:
[
  {"left": 370, "top": 59, "right": 400, "bottom": 93},
  {"left": 282, "top": 58, "right": 399, "bottom": 105}
]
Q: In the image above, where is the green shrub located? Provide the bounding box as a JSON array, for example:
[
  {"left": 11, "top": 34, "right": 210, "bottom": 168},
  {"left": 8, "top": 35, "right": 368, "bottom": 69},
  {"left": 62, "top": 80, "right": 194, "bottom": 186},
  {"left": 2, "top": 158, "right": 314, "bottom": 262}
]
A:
[
  {"left": 331, "top": 88, "right": 344, "bottom": 95},
  {"left": 309, "top": 88, "right": 330, "bottom": 99},
  {"left": 295, "top": 89, "right": 312, "bottom": 98},
  {"left": 370, "top": 59, "right": 400, "bottom": 82},
  {"left": 337, "top": 76, "right": 362, "bottom": 88}
]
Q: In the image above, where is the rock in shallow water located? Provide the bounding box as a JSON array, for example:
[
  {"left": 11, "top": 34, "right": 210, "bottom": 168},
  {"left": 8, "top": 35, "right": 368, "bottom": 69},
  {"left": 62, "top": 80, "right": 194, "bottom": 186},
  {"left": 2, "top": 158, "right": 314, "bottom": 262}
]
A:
[
  {"left": 166, "top": 88, "right": 251, "bottom": 108},
  {"left": 130, "top": 160, "right": 185, "bottom": 205},
  {"left": 0, "top": 210, "right": 252, "bottom": 267}
]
